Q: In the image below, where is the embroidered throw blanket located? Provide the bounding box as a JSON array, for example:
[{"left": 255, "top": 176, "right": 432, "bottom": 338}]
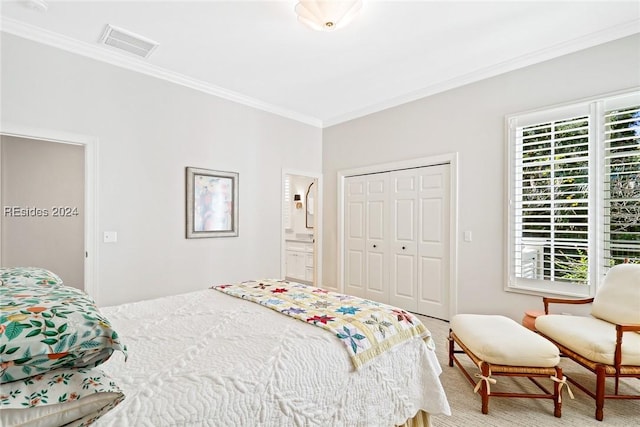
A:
[{"left": 212, "top": 279, "right": 433, "bottom": 370}]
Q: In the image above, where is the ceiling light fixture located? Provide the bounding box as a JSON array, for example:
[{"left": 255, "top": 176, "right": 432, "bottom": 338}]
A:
[
  {"left": 22, "top": 0, "right": 48, "bottom": 12},
  {"left": 295, "top": 0, "right": 363, "bottom": 32}
]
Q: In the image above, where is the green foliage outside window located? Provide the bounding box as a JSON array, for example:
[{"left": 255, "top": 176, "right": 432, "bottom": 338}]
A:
[{"left": 518, "top": 106, "right": 639, "bottom": 285}]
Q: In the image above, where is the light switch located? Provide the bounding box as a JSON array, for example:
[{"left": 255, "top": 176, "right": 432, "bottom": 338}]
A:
[
  {"left": 463, "top": 231, "right": 472, "bottom": 242},
  {"left": 104, "top": 231, "right": 118, "bottom": 243}
]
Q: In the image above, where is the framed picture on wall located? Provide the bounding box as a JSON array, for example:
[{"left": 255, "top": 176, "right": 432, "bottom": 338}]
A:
[{"left": 186, "top": 167, "right": 239, "bottom": 238}]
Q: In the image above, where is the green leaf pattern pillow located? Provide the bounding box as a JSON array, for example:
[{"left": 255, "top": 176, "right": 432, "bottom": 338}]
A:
[
  {"left": 0, "top": 267, "right": 64, "bottom": 287},
  {"left": 0, "top": 367, "right": 124, "bottom": 426},
  {"left": 0, "top": 283, "right": 126, "bottom": 383}
]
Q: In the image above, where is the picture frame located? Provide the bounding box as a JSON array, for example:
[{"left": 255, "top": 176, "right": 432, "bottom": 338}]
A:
[{"left": 186, "top": 167, "right": 239, "bottom": 238}]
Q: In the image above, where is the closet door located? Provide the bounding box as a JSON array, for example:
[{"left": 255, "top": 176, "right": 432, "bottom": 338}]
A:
[
  {"left": 416, "top": 164, "right": 450, "bottom": 319},
  {"left": 344, "top": 164, "right": 451, "bottom": 320},
  {"left": 389, "top": 169, "right": 418, "bottom": 312},
  {"left": 364, "top": 174, "right": 389, "bottom": 303},
  {"left": 344, "top": 173, "right": 389, "bottom": 302},
  {"left": 344, "top": 176, "right": 367, "bottom": 298}
]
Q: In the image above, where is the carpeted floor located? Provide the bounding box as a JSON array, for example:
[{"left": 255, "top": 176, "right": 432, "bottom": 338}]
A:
[{"left": 415, "top": 315, "right": 640, "bottom": 427}]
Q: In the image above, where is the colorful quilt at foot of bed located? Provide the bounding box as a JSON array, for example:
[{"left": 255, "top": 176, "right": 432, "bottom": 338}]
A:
[{"left": 212, "top": 279, "right": 433, "bottom": 370}]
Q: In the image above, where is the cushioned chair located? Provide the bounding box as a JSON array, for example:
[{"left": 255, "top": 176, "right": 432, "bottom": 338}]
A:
[{"left": 535, "top": 263, "right": 640, "bottom": 421}]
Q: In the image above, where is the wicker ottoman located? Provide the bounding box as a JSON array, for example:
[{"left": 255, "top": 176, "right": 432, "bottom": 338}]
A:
[{"left": 448, "top": 314, "right": 566, "bottom": 417}]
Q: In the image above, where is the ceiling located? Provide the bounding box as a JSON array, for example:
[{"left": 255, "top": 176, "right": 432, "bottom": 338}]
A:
[{"left": 1, "top": 1, "right": 639, "bottom": 127}]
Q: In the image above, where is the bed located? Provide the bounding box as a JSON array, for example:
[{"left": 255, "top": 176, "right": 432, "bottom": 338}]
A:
[
  {"left": 1, "top": 270, "right": 450, "bottom": 426},
  {"left": 96, "top": 281, "right": 451, "bottom": 426}
]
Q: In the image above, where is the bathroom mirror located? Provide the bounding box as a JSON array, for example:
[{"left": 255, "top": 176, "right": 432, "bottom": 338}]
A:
[{"left": 305, "top": 182, "right": 315, "bottom": 229}]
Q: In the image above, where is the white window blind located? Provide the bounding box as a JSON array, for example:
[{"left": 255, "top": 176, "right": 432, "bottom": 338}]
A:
[
  {"left": 514, "top": 115, "right": 591, "bottom": 285},
  {"left": 284, "top": 175, "right": 292, "bottom": 230},
  {"left": 603, "top": 104, "right": 640, "bottom": 265},
  {"left": 508, "top": 90, "right": 640, "bottom": 297}
]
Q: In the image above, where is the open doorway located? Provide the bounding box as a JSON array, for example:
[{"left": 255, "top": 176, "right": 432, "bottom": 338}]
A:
[
  {"left": 1, "top": 135, "right": 85, "bottom": 289},
  {"left": 282, "top": 170, "right": 322, "bottom": 286},
  {"left": 0, "top": 124, "right": 97, "bottom": 298}
]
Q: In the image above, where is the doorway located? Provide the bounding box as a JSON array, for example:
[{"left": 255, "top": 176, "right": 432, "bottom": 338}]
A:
[
  {"left": 1, "top": 136, "right": 84, "bottom": 288},
  {"left": 0, "top": 124, "right": 97, "bottom": 298},
  {"left": 281, "top": 170, "right": 322, "bottom": 286}
]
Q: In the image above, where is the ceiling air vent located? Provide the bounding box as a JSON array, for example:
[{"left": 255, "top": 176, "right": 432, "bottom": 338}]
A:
[{"left": 99, "top": 24, "right": 159, "bottom": 59}]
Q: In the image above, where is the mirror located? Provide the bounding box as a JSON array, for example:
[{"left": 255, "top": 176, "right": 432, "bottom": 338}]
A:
[{"left": 305, "top": 182, "right": 315, "bottom": 229}]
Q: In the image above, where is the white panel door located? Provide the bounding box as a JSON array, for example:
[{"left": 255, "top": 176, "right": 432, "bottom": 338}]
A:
[
  {"left": 417, "top": 164, "right": 450, "bottom": 320},
  {"left": 345, "top": 176, "right": 367, "bottom": 297},
  {"left": 365, "top": 174, "right": 389, "bottom": 302},
  {"left": 344, "top": 164, "right": 451, "bottom": 319},
  {"left": 389, "top": 169, "right": 418, "bottom": 312}
]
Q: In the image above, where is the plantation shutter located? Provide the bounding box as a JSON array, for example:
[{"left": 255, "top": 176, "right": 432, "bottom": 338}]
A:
[
  {"left": 514, "top": 114, "right": 591, "bottom": 284},
  {"left": 603, "top": 103, "right": 640, "bottom": 267},
  {"left": 284, "top": 175, "right": 292, "bottom": 230},
  {"left": 508, "top": 91, "right": 640, "bottom": 297}
]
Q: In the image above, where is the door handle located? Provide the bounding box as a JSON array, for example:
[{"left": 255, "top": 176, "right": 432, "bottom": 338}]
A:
[
  {"left": 373, "top": 244, "right": 377, "bottom": 248},
  {"left": 402, "top": 246, "right": 406, "bottom": 250}
]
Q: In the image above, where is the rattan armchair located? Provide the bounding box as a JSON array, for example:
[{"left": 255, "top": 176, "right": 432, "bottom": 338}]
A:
[{"left": 534, "top": 263, "right": 640, "bottom": 421}]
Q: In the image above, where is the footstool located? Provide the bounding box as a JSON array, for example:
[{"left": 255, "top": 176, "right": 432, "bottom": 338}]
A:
[{"left": 448, "top": 314, "right": 567, "bottom": 417}]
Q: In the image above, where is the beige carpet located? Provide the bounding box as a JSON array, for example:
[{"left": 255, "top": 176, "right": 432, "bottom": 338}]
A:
[{"left": 415, "top": 315, "right": 640, "bottom": 427}]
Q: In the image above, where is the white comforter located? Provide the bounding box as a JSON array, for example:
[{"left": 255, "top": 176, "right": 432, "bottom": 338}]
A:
[{"left": 98, "top": 289, "right": 450, "bottom": 426}]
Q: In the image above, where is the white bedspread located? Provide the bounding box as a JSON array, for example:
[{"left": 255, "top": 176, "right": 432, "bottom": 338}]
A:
[{"left": 98, "top": 289, "right": 450, "bottom": 426}]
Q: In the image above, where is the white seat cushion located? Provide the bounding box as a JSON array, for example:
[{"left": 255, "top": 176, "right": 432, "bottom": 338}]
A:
[
  {"left": 451, "top": 314, "right": 560, "bottom": 367},
  {"left": 591, "top": 263, "right": 640, "bottom": 326},
  {"left": 536, "top": 314, "right": 640, "bottom": 366}
]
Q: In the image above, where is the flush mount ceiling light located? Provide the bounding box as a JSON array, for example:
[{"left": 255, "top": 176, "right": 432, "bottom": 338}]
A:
[
  {"left": 295, "top": 0, "right": 363, "bottom": 32},
  {"left": 21, "top": 0, "right": 48, "bottom": 12}
]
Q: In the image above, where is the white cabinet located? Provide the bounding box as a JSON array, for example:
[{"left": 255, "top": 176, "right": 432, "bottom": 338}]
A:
[
  {"left": 286, "top": 251, "right": 305, "bottom": 281},
  {"left": 286, "top": 241, "right": 314, "bottom": 283},
  {"left": 344, "top": 165, "right": 451, "bottom": 319},
  {"left": 305, "top": 253, "right": 314, "bottom": 282}
]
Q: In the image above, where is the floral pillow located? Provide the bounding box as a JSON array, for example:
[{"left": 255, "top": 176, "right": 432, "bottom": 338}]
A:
[
  {"left": 0, "top": 367, "right": 124, "bottom": 427},
  {"left": 0, "top": 267, "right": 64, "bottom": 287},
  {"left": 0, "top": 283, "right": 127, "bottom": 383}
]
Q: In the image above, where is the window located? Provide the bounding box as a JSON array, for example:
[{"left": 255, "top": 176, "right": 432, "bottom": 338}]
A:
[
  {"left": 284, "top": 175, "right": 292, "bottom": 230},
  {"left": 507, "top": 91, "right": 640, "bottom": 297}
]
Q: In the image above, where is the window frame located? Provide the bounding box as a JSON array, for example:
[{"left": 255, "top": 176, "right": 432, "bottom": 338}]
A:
[{"left": 506, "top": 89, "right": 640, "bottom": 298}]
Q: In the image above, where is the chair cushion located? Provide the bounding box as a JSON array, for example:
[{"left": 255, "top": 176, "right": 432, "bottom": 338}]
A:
[
  {"left": 591, "top": 263, "right": 640, "bottom": 326},
  {"left": 536, "top": 314, "right": 640, "bottom": 366},
  {"left": 451, "top": 314, "right": 559, "bottom": 367}
]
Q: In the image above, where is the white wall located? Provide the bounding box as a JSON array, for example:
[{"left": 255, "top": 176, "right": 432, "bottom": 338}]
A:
[
  {"left": 1, "top": 34, "right": 322, "bottom": 306},
  {"left": 322, "top": 34, "right": 640, "bottom": 322}
]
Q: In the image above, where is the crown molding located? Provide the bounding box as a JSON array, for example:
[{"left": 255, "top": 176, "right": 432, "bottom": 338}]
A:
[
  {"left": 0, "top": 17, "right": 323, "bottom": 128},
  {"left": 322, "top": 18, "right": 640, "bottom": 127},
  {"left": 2, "top": 16, "right": 638, "bottom": 129}
]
